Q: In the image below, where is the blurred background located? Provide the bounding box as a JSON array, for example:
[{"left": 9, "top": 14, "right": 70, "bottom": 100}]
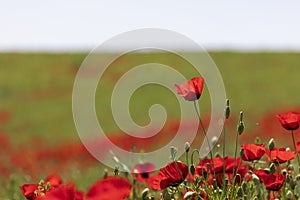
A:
[{"left": 1, "top": 0, "right": 300, "bottom": 198}]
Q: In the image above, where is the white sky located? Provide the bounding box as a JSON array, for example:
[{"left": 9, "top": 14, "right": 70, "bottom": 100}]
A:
[{"left": 1, "top": 0, "right": 300, "bottom": 51}]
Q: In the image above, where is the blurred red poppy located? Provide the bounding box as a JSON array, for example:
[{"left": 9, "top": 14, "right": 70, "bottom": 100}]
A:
[
  {"left": 254, "top": 169, "right": 286, "bottom": 191},
  {"left": 276, "top": 111, "right": 300, "bottom": 131},
  {"left": 45, "top": 174, "right": 63, "bottom": 188},
  {"left": 86, "top": 176, "right": 132, "bottom": 200},
  {"left": 131, "top": 162, "right": 156, "bottom": 181},
  {"left": 174, "top": 77, "right": 204, "bottom": 101},
  {"left": 20, "top": 184, "right": 40, "bottom": 200},
  {"left": 35, "top": 185, "right": 84, "bottom": 200},
  {"left": 265, "top": 147, "right": 296, "bottom": 163},
  {"left": 240, "top": 144, "right": 265, "bottom": 161},
  {"left": 148, "top": 162, "right": 188, "bottom": 190}
]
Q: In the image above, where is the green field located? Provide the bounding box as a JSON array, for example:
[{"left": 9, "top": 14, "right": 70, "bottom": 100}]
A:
[{"left": 1, "top": 52, "right": 300, "bottom": 198}]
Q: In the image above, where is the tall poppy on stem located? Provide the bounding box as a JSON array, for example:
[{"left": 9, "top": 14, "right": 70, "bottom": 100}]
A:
[
  {"left": 276, "top": 112, "right": 300, "bottom": 168},
  {"left": 174, "top": 77, "right": 216, "bottom": 178}
]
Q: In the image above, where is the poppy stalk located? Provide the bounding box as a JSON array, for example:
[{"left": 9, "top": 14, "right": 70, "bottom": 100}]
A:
[
  {"left": 291, "top": 130, "right": 300, "bottom": 168},
  {"left": 193, "top": 100, "right": 216, "bottom": 178}
]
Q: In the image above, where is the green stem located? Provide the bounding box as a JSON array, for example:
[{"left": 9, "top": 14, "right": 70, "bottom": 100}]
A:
[
  {"left": 222, "top": 125, "right": 226, "bottom": 175},
  {"left": 291, "top": 130, "right": 300, "bottom": 170},
  {"left": 193, "top": 101, "right": 216, "bottom": 178},
  {"left": 186, "top": 151, "right": 189, "bottom": 173},
  {"left": 232, "top": 129, "right": 239, "bottom": 184}
]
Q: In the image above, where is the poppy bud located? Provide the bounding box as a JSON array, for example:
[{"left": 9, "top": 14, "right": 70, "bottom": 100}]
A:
[
  {"left": 239, "top": 148, "right": 244, "bottom": 158},
  {"left": 211, "top": 136, "right": 218, "bottom": 147},
  {"left": 270, "top": 163, "right": 276, "bottom": 174},
  {"left": 268, "top": 138, "right": 275, "bottom": 150},
  {"left": 170, "top": 146, "right": 177, "bottom": 161},
  {"left": 183, "top": 191, "right": 196, "bottom": 199},
  {"left": 224, "top": 177, "right": 229, "bottom": 188},
  {"left": 225, "top": 99, "right": 230, "bottom": 119},
  {"left": 213, "top": 179, "right": 217, "bottom": 189},
  {"left": 190, "top": 164, "right": 195, "bottom": 175},
  {"left": 255, "top": 137, "right": 261, "bottom": 144},
  {"left": 286, "top": 190, "right": 293, "bottom": 200},
  {"left": 141, "top": 188, "right": 149, "bottom": 200},
  {"left": 242, "top": 181, "right": 249, "bottom": 194},
  {"left": 162, "top": 189, "right": 171, "bottom": 200},
  {"left": 281, "top": 169, "right": 287, "bottom": 175},
  {"left": 114, "top": 166, "right": 119, "bottom": 175},
  {"left": 236, "top": 186, "right": 243, "bottom": 198},
  {"left": 184, "top": 142, "right": 190, "bottom": 153},
  {"left": 251, "top": 174, "right": 260, "bottom": 185},
  {"left": 237, "top": 112, "right": 244, "bottom": 135},
  {"left": 206, "top": 163, "right": 210, "bottom": 172}
]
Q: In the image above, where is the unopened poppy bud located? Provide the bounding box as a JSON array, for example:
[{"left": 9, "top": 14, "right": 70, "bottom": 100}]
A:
[
  {"left": 114, "top": 166, "right": 119, "bottom": 175},
  {"left": 236, "top": 186, "right": 243, "bottom": 198},
  {"left": 224, "top": 177, "right": 229, "bottom": 188},
  {"left": 268, "top": 138, "right": 275, "bottom": 150},
  {"left": 190, "top": 164, "right": 195, "bottom": 175},
  {"left": 141, "top": 188, "right": 149, "bottom": 200},
  {"left": 255, "top": 137, "right": 261, "bottom": 144},
  {"left": 211, "top": 136, "right": 218, "bottom": 147},
  {"left": 296, "top": 174, "right": 300, "bottom": 181},
  {"left": 270, "top": 163, "right": 276, "bottom": 174},
  {"left": 286, "top": 190, "right": 293, "bottom": 200},
  {"left": 225, "top": 99, "right": 230, "bottom": 119},
  {"left": 183, "top": 191, "right": 196, "bottom": 199},
  {"left": 184, "top": 142, "right": 190, "bottom": 153},
  {"left": 240, "top": 148, "right": 245, "bottom": 158},
  {"left": 170, "top": 146, "right": 177, "bottom": 161},
  {"left": 242, "top": 181, "right": 249, "bottom": 194},
  {"left": 251, "top": 174, "right": 260, "bottom": 185},
  {"left": 206, "top": 163, "right": 210, "bottom": 172},
  {"left": 162, "top": 189, "right": 171, "bottom": 200},
  {"left": 237, "top": 122, "right": 244, "bottom": 135},
  {"left": 282, "top": 169, "right": 287, "bottom": 175},
  {"left": 213, "top": 178, "right": 217, "bottom": 189}
]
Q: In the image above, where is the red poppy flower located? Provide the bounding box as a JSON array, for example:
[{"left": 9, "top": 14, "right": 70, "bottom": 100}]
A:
[
  {"left": 148, "top": 162, "right": 188, "bottom": 190},
  {"left": 254, "top": 169, "right": 286, "bottom": 191},
  {"left": 240, "top": 144, "right": 265, "bottom": 161},
  {"left": 265, "top": 148, "right": 296, "bottom": 163},
  {"left": 200, "top": 157, "right": 224, "bottom": 174},
  {"left": 86, "top": 176, "right": 132, "bottom": 200},
  {"left": 131, "top": 162, "right": 156, "bottom": 181},
  {"left": 35, "top": 185, "right": 84, "bottom": 200},
  {"left": 45, "top": 174, "right": 63, "bottom": 188},
  {"left": 174, "top": 77, "right": 204, "bottom": 101},
  {"left": 276, "top": 111, "right": 300, "bottom": 130},
  {"left": 20, "top": 184, "right": 40, "bottom": 200}
]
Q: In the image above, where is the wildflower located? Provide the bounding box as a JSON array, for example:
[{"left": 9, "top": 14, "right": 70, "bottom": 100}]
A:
[
  {"left": 265, "top": 147, "right": 296, "bottom": 164},
  {"left": 254, "top": 169, "right": 286, "bottom": 191},
  {"left": 276, "top": 111, "right": 300, "bottom": 130},
  {"left": 131, "top": 162, "right": 156, "bottom": 181},
  {"left": 86, "top": 176, "right": 132, "bottom": 200},
  {"left": 239, "top": 144, "right": 265, "bottom": 161},
  {"left": 174, "top": 77, "right": 204, "bottom": 101},
  {"left": 148, "top": 162, "right": 188, "bottom": 190}
]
